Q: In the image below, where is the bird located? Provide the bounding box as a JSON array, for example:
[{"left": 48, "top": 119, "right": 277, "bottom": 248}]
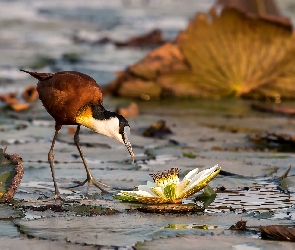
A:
[{"left": 20, "top": 70, "right": 134, "bottom": 201}]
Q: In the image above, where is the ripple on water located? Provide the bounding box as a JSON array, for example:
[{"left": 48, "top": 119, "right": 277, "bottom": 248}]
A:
[{"left": 208, "top": 179, "right": 294, "bottom": 213}]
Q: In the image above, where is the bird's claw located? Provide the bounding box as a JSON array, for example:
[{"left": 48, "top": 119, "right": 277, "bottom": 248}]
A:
[
  {"left": 68, "top": 178, "right": 112, "bottom": 193},
  {"left": 25, "top": 193, "right": 66, "bottom": 203}
]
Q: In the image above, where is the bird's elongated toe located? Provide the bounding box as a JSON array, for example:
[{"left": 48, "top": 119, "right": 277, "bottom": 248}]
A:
[{"left": 69, "top": 177, "right": 112, "bottom": 194}]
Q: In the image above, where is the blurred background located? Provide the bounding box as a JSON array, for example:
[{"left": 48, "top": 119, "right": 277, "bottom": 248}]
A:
[
  {"left": 0, "top": 0, "right": 213, "bottom": 88},
  {"left": 0, "top": 0, "right": 294, "bottom": 95}
]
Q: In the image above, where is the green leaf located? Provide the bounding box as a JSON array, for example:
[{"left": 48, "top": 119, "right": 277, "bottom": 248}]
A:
[
  {"left": 0, "top": 148, "right": 24, "bottom": 202},
  {"left": 197, "top": 185, "right": 217, "bottom": 208},
  {"left": 198, "top": 185, "right": 217, "bottom": 198},
  {"left": 113, "top": 194, "right": 137, "bottom": 202},
  {"left": 0, "top": 171, "right": 14, "bottom": 196},
  {"left": 182, "top": 152, "right": 197, "bottom": 159}
]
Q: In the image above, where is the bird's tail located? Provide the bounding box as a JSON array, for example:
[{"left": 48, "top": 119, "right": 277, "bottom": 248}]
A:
[{"left": 20, "top": 69, "right": 53, "bottom": 81}]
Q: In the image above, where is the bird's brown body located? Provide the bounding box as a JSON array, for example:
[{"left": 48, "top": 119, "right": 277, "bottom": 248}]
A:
[
  {"left": 20, "top": 69, "right": 134, "bottom": 200},
  {"left": 24, "top": 70, "right": 103, "bottom": 128}
]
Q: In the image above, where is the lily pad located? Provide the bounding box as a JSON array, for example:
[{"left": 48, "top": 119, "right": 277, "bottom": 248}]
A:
[
  {"left": 105, "top": 7, "right": 295, "bottom": 99},
  {"left": 0, "top": 148, "right": 24, "bottom": 202},
  {"left": 136, "top": 203, "right": 204, "bottom": 214},
  {"left": 170, "top": 7, "right": 295, "bottom": 98},
  {"left": 249, "top": 132, "right": 295, "bottom": 152}
]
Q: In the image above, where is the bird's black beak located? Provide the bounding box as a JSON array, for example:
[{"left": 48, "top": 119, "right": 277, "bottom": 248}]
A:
[{"left": 122, "top": 126, "right": 135, "bottom": 162}]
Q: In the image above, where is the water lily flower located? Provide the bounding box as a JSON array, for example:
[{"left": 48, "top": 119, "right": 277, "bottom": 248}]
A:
[{"left": 114, "top": 164, "right": 221, "bottom": 204}]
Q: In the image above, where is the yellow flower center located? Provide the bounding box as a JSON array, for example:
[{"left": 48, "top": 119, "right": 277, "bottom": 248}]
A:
[{"left": 149, "top": 168, "right": 180, "bottom": 187}]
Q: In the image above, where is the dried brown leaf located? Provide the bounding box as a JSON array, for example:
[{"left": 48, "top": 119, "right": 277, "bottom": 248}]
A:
[
  {"left": 105, "top": 7, "right": 295, "bottom": 100},
  {"left": 142, "top": 120, "right": 173, "bottom": 139},
  {"left": 128, "top": 43, "right": 188, "bottom": 80},
  {"left": 177, "top": 7, "right": 295, "bottom": 97},
  {"left": 249, "top": 131, "right": 295, "bottom": 146},
  {"left": 281, "top": 165, "right": 292, "bottom": 179},
  {"left": 229, "top": 219, "right": 247, "bottom": 230},
  {"left": 114, "top": 29, "right": 165, "bottom": 48},
  {"left": 116, "top": 102, "right": 139, "bottom": 118},
  {"left": 22, "top": 85, "right": 38, "bottom": 102},
  {"left": 0, "top": 93, "right": 18, "bottom": 105},
  {"left": 103, "top": 43, "right": 187, "bottom": 99},
  {"left": 259, "top": 225, "right": 295, "bottom": 241},
  {"left": 251, "top": 103, "right": 295, "bottom": 115},
  {"left": 9, "top": 102, "right": 30, "bottom": 112},
  {"left": 216, "top": 0, "right": 283, "bottom": 17}
]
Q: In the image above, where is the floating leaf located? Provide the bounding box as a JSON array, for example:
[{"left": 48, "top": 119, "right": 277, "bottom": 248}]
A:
[
  {"left": 249, "top": 132, "right": 295, "bottom": 152},
  {"left": 216, "top": 0, "right": 282, "bottom": 16},
  {"left": 259, "top": 225, "right": 295, "bottom": 242},
  {"left": 251, "top": 103, "right": 295, "bottom": 116},
  {"left": 175, "top": 7, "right": 295, "bottom": 98},
  {"left": 0, "top": 148, "right": 24, "bottom": 203},
  {"left": 105, "top": 7, "right": 295, "bottom": 100},
  {"left": 196, "top": 185, "right": 217, "bottom": 208},
  {"left": 104, "top": 43, "right": 187, "bottom": 99},
  {"left": 142, "top": 120, "right": 173, "bottom": 139},
  {"left": 229, "top": 219, "right": 247, "bottom": 230},
  {"left": 183, "top": 152, "right": 197, "bottom": 159},
  {"left": 136, "top": 203, "right": 204, "bottom": 213}
]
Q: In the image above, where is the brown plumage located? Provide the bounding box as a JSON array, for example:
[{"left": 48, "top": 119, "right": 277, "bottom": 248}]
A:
[
  {"left": 20, "top": 69, "right": 134, "bottom": 201},
  {"left": 21, "top": 70, "right": 103, "bottom": 128}
]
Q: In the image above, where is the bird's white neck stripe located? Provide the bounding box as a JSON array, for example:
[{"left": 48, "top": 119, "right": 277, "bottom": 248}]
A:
[{"left": 84, "top": 117, "right": 124, "bottom": 144}]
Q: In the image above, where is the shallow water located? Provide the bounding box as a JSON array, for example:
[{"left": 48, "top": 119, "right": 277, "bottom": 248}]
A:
[
  {"left": 1, "top": 97, "right": 295, "bottom": 249},
  {"left": 1, "top": 0, "right": 295, "bottom": 249},
  {"left": 0, "top": 0, "right": 215, "bottom": 89}
]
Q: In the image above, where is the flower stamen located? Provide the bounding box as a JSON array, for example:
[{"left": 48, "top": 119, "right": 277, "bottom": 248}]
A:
[{"left": 149, "top": 168, "right": 180, "bottom": 187}]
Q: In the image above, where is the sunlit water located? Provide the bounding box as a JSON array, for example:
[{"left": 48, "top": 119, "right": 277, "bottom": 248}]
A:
[
  {"left": 1, "top": 1, "right": 295, "bottom": 249},
  {"left": 0, "top": 0, "right": 215, "bottom": 88}
]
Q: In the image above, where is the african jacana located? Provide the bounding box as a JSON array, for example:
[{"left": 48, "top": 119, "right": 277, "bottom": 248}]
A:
[{"left": 20, "top": 70, "right": 134, "bottom": 200}]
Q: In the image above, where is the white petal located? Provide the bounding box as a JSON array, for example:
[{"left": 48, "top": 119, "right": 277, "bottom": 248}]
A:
[
  {"left": 184, "top": 165, "right": 219, "bottom": 192},
  {"left": 176, "top": 179, "right": 190, "bottom": 198},
  {"left": 138, "top": 184, "right": 157, "bottom": 197},
  {"left": 178, "top": 168, "right": 199, "bottom": 190},
  {"left": 183, "top": 167, "right": 199, "bottom": 181},
  {"left": 177, "top": 167, "right": 199, "bottom": 194}
]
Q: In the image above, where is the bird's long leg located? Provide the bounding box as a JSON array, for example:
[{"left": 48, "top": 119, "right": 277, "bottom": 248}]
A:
[
  {"left": 71, "top": 124, "right": 111, "bottom": 193},
  {"left": 49, "top": 129, "right": 64, "bottom": 198},
  {"left": 29, "top": 129, "right": 65, "bottom": 202}
]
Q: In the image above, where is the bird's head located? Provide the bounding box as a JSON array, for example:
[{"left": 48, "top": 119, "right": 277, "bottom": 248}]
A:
[{"left": 76, "top": 104, "right": 134, "bottom": 162}]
